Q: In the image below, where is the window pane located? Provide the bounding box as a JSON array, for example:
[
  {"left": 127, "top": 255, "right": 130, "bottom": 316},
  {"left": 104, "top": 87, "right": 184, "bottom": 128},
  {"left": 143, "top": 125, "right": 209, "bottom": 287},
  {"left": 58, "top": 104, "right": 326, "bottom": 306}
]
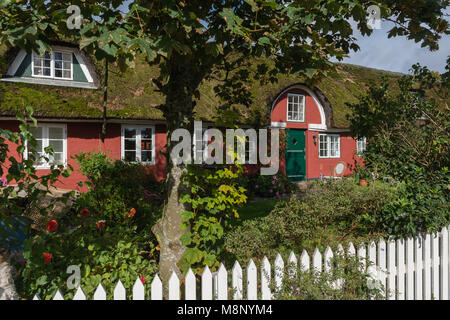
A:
[
  {"left": 44, "top": 59, "right": 51, "bottom": 68},
  {"left": 141, "top": 128, "right": 153, "bottom": 139},
  {"left": 141, "top": 140, "right": 152, "bottom": 151},
  {"left": 48, "top": 140, "right": 63, "bottom": 153},
  {"left": 62, "top": 53, "right": 71, "bottom": 61},
  {"left": 63, "top": 70, "right": 71, "bottom": 79},
  {"left": 125, "top": 151, "right": 136, "bottom": 162},
  {"left": 141, "top": 151, "right": 152, "bottom": 162},
  {"left": 33, "top": 67, "right": 42, "bottom": 75},
  {"left": 49, "top": 153, "right": 64, "bottom": 165},
  {"left": 54, "top": 52, "right": 62, "bottom": 60},
  {"left": 124, "top": 128, "right": 136, "bottom": 139},
  {"left": 33, "top": 57, "right": 42, "bottom": 67},
  {"left": 55, "top": 69, "right": 62, "bottom": 78},
  {"left": 49, "top": 127, "right": 63, "bottom": 139},
  {"left": 43, "top": 52, "right": 51, "bottom": 59},
  {"left": 55, "top": 60, "right": 62, "bottom": 69},
  {"left": 63, "top": 61, "right": 71, "bottom": 69},
  {"left": 125, "top": 139, "right": 136, "bottom": 150},
  {"left": 43, "top": 68, "right": 51, "bottom": 76},
  {"left": 30, "top": 127, "right": 43, "bottom": 139}
]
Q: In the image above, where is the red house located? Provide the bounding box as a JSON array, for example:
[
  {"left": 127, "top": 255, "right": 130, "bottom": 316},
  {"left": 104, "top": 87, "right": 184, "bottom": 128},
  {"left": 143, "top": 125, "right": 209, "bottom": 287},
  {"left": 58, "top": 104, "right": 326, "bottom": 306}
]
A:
[{"left": 1, "top": 44, "right": 397, "bottom": 190}]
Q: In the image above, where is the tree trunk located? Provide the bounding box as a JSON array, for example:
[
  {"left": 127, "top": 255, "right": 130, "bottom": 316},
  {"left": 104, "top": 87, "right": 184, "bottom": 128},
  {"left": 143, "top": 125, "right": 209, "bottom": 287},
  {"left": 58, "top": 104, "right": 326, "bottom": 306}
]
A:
[
  {"left": 151, "top": 59, "right": 203, "bottom": 297},
  {"left": 151, "top": 163, "right": 187, "bottom": 295},
  {"left": 0, "top": 250, "right": 19, "bottom": 300}
]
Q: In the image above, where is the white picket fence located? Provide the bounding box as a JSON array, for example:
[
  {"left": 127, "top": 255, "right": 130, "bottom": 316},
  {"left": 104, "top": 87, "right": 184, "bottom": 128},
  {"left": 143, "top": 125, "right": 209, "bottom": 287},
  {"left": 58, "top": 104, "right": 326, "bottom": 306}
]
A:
[{"left": 33, "top": 227, "right": 450, "bottom": 300}]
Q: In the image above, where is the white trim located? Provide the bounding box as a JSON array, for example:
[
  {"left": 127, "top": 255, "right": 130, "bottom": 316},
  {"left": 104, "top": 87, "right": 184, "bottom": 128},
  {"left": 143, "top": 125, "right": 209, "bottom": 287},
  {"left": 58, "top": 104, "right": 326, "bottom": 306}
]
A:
[
  {"left": 24, "top": 123, "right": 67, "bottom": 169},
  {"left": 121, "top": 124, "right": 156, "bottom": 165},
  {"left": 318, "top": 133, "right": 340, "bottom": 159},
  {"left": 74, "top": 52, "right": 94, "bottom": 83},
  {"left": 286, "top": 93, "right": 305, "bottom": 122},
  {"left": 271, "top": 84, "right": 327, "bottom": 130},
  {"left": 6, "top": 49, "right": 27, "bottom": 76},
  {"left": 270, "top": 122, "right": 287, "bottom": 128}
]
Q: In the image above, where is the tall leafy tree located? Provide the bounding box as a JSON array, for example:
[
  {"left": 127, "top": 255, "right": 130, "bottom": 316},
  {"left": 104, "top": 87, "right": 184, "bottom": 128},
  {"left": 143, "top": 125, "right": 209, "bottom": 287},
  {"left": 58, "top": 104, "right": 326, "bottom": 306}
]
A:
[{"left": 1, "top": 0, "right": 448, "bottom": 288}]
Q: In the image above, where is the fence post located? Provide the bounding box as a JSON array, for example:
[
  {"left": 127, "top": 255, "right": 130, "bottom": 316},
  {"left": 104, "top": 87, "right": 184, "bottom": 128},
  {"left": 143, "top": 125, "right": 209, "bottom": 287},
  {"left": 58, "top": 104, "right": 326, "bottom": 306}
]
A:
[
  {"left": 405, "top": 237, "right": 414, "bottom": 300},
  {"left": 431, "top": 232, "right": 439, "bottom": 300},
  {"left": 415, "top": 235, "right": 423, "bottom": 300},
  {"left": 440, "top": 227, "right": 449, "bottom": 300},
  {"left": 274, "top": 253, "right": 284, "bottom": 295},
  {"left": 216, "top": 264, "right": 228, "bottom": 300},
  {"left": 168, "top": 271, "right": 180, "bottom": 300},
  {"left": 114, "top": 280, "right": 126, "bottom": 300},
  {"left": 201, "top": 266, "right": 213, "bottom": 300},
  {"left": 387, "top": 239, "right": 396, "bottom": 300},
  {"left": 261, "top": 257, "right": 271, "bottom": 300},
  {"left": 132, "top": 277, "right": 145, "bottom": 300},
  {"left": 185, "top": 268, "right": 196, "bottom": 300},
  {"left": 424, "top": 233, "right": 431, "bottom": 300},
  {"left": 247, "top": 259, "right": 257, "bottom": 300},
  {"left": 232, "top": 261, "right": 243, "bottom": 300},
  {"left": 151, "top": 274, "right": 163, "bottom": 300},
  {"left": 396, "top": 239, "right": 405, "bottom": 300},
  {"left": 93, "top": 283, "right": 106, "bottom": 300},
  {"left": 377, "top": 239, "right": 387, "bottom": 298}
]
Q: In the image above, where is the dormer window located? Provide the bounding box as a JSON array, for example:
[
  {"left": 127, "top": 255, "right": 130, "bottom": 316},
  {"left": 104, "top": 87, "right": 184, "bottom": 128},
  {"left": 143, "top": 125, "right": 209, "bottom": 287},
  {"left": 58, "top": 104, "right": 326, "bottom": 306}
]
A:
[{"left": 32, "top": 51, "right": 73, "bottom": 80}]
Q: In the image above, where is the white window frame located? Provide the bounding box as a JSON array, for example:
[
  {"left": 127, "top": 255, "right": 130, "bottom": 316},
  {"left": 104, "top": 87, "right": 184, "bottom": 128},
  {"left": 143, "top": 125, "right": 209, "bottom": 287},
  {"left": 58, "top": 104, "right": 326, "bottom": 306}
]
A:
[
  {"left": 32, "top": 50, "right": 74, "bottom": 80},
  {"left": 24, "top": 123, "right": 67, "bottom": 169},
  {"left": 318, "top": 134, "right": 340, "bottom": 159},
  {"left": 286, "top": 93, "right": 305, "bottom": 122},
  {"left": 121, "top": 125, "right": 156, "bottom": 165},
  {"left": 356, "top": 137, "right": 367, "bottom": 155}
]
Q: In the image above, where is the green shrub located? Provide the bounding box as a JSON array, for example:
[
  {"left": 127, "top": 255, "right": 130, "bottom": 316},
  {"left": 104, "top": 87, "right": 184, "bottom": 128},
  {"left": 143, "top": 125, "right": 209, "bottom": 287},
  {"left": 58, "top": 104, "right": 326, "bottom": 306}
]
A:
[
  {"left": 179, "top": 164, "right": 247, "bottom": 274},
  {"left": 347, "top": 62, "right": 449, "bottom": 237},
  {"left": 273, "top": 254, "right": 387, "bottom": 300},
  {"left": 223, "top": 179, "right": 396, "bottom": 262},
  {"left": 74, "top": 151, "right": 165, "bottom": 226}
]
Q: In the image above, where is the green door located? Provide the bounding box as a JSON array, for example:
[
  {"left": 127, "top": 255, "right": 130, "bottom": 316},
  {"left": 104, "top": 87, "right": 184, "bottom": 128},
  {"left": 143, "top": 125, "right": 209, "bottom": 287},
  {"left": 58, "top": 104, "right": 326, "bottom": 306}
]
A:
[{"left": 285, "top": 129, "right": 306, "bottom": 182}]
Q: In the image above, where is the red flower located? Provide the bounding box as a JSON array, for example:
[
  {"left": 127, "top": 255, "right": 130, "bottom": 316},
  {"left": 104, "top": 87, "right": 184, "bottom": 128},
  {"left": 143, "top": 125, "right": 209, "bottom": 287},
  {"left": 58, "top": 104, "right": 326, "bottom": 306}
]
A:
[
  {"left": 46, "top": 220, "right": 58, "bottom": 232},
  {"left": 139, "top": 275, "right": 146, "bottom": 284},
  {"left": 96, "top": 220, "right": 106, "bottom": 230},
  {"left": 126, "top": 208, "right": 136, "bottom": 218},
  {"left": 43, "top": 253, "right": 52, "bottom": 264},
  {"left": 80, "top": 209, "right": 89, "bottom": 217}
]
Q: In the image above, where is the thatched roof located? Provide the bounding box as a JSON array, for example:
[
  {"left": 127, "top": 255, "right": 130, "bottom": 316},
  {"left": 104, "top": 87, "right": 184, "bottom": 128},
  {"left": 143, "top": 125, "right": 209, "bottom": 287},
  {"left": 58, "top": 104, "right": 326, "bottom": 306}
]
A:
[{"left": 0, "top": 45, "right": 407, "bottom": 128}]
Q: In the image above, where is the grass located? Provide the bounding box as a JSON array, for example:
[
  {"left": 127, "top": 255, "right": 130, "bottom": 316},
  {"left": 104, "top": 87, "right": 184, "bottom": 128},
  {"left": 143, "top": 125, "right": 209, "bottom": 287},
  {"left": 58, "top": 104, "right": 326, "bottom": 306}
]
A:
[{"left": 236, "top": 198, "right": 282, "bottom": 222}]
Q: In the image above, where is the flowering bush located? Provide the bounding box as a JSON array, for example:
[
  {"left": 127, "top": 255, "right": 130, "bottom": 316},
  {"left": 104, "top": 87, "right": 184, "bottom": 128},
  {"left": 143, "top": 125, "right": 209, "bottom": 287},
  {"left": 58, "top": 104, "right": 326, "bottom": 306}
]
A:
[
  {"left": 16, "top": 206, "right": 159, "bottom": 299},
  {"left": 13, "top": 150, "right": 164, "bottom": 299}
]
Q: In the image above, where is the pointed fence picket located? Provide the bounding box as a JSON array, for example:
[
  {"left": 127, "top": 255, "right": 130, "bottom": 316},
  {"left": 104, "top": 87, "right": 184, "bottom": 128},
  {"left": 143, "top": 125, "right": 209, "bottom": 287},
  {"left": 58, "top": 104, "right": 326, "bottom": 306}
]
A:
[{"left": 31, "top": 229, "right": 450, "bottom": 300}]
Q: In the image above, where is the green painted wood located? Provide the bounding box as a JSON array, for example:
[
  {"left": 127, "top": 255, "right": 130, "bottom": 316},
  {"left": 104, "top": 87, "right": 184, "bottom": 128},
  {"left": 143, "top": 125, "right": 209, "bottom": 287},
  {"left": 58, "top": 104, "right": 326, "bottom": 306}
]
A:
[
  {"left": 72, "top": 54, "right": 88, "bottom": 83},
  {"left": 285, "top": 129, "right": 306, "bottom": 182},
  {"left": 15, "top": 53, "right": 32, "bottom": 77}
]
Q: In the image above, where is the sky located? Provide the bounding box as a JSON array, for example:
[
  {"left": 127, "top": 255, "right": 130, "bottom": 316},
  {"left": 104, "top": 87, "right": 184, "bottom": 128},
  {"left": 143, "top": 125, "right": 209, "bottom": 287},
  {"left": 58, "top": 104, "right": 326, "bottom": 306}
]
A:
[{"left": 333, "top": 19, "right": 450, "bottom": 74}]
